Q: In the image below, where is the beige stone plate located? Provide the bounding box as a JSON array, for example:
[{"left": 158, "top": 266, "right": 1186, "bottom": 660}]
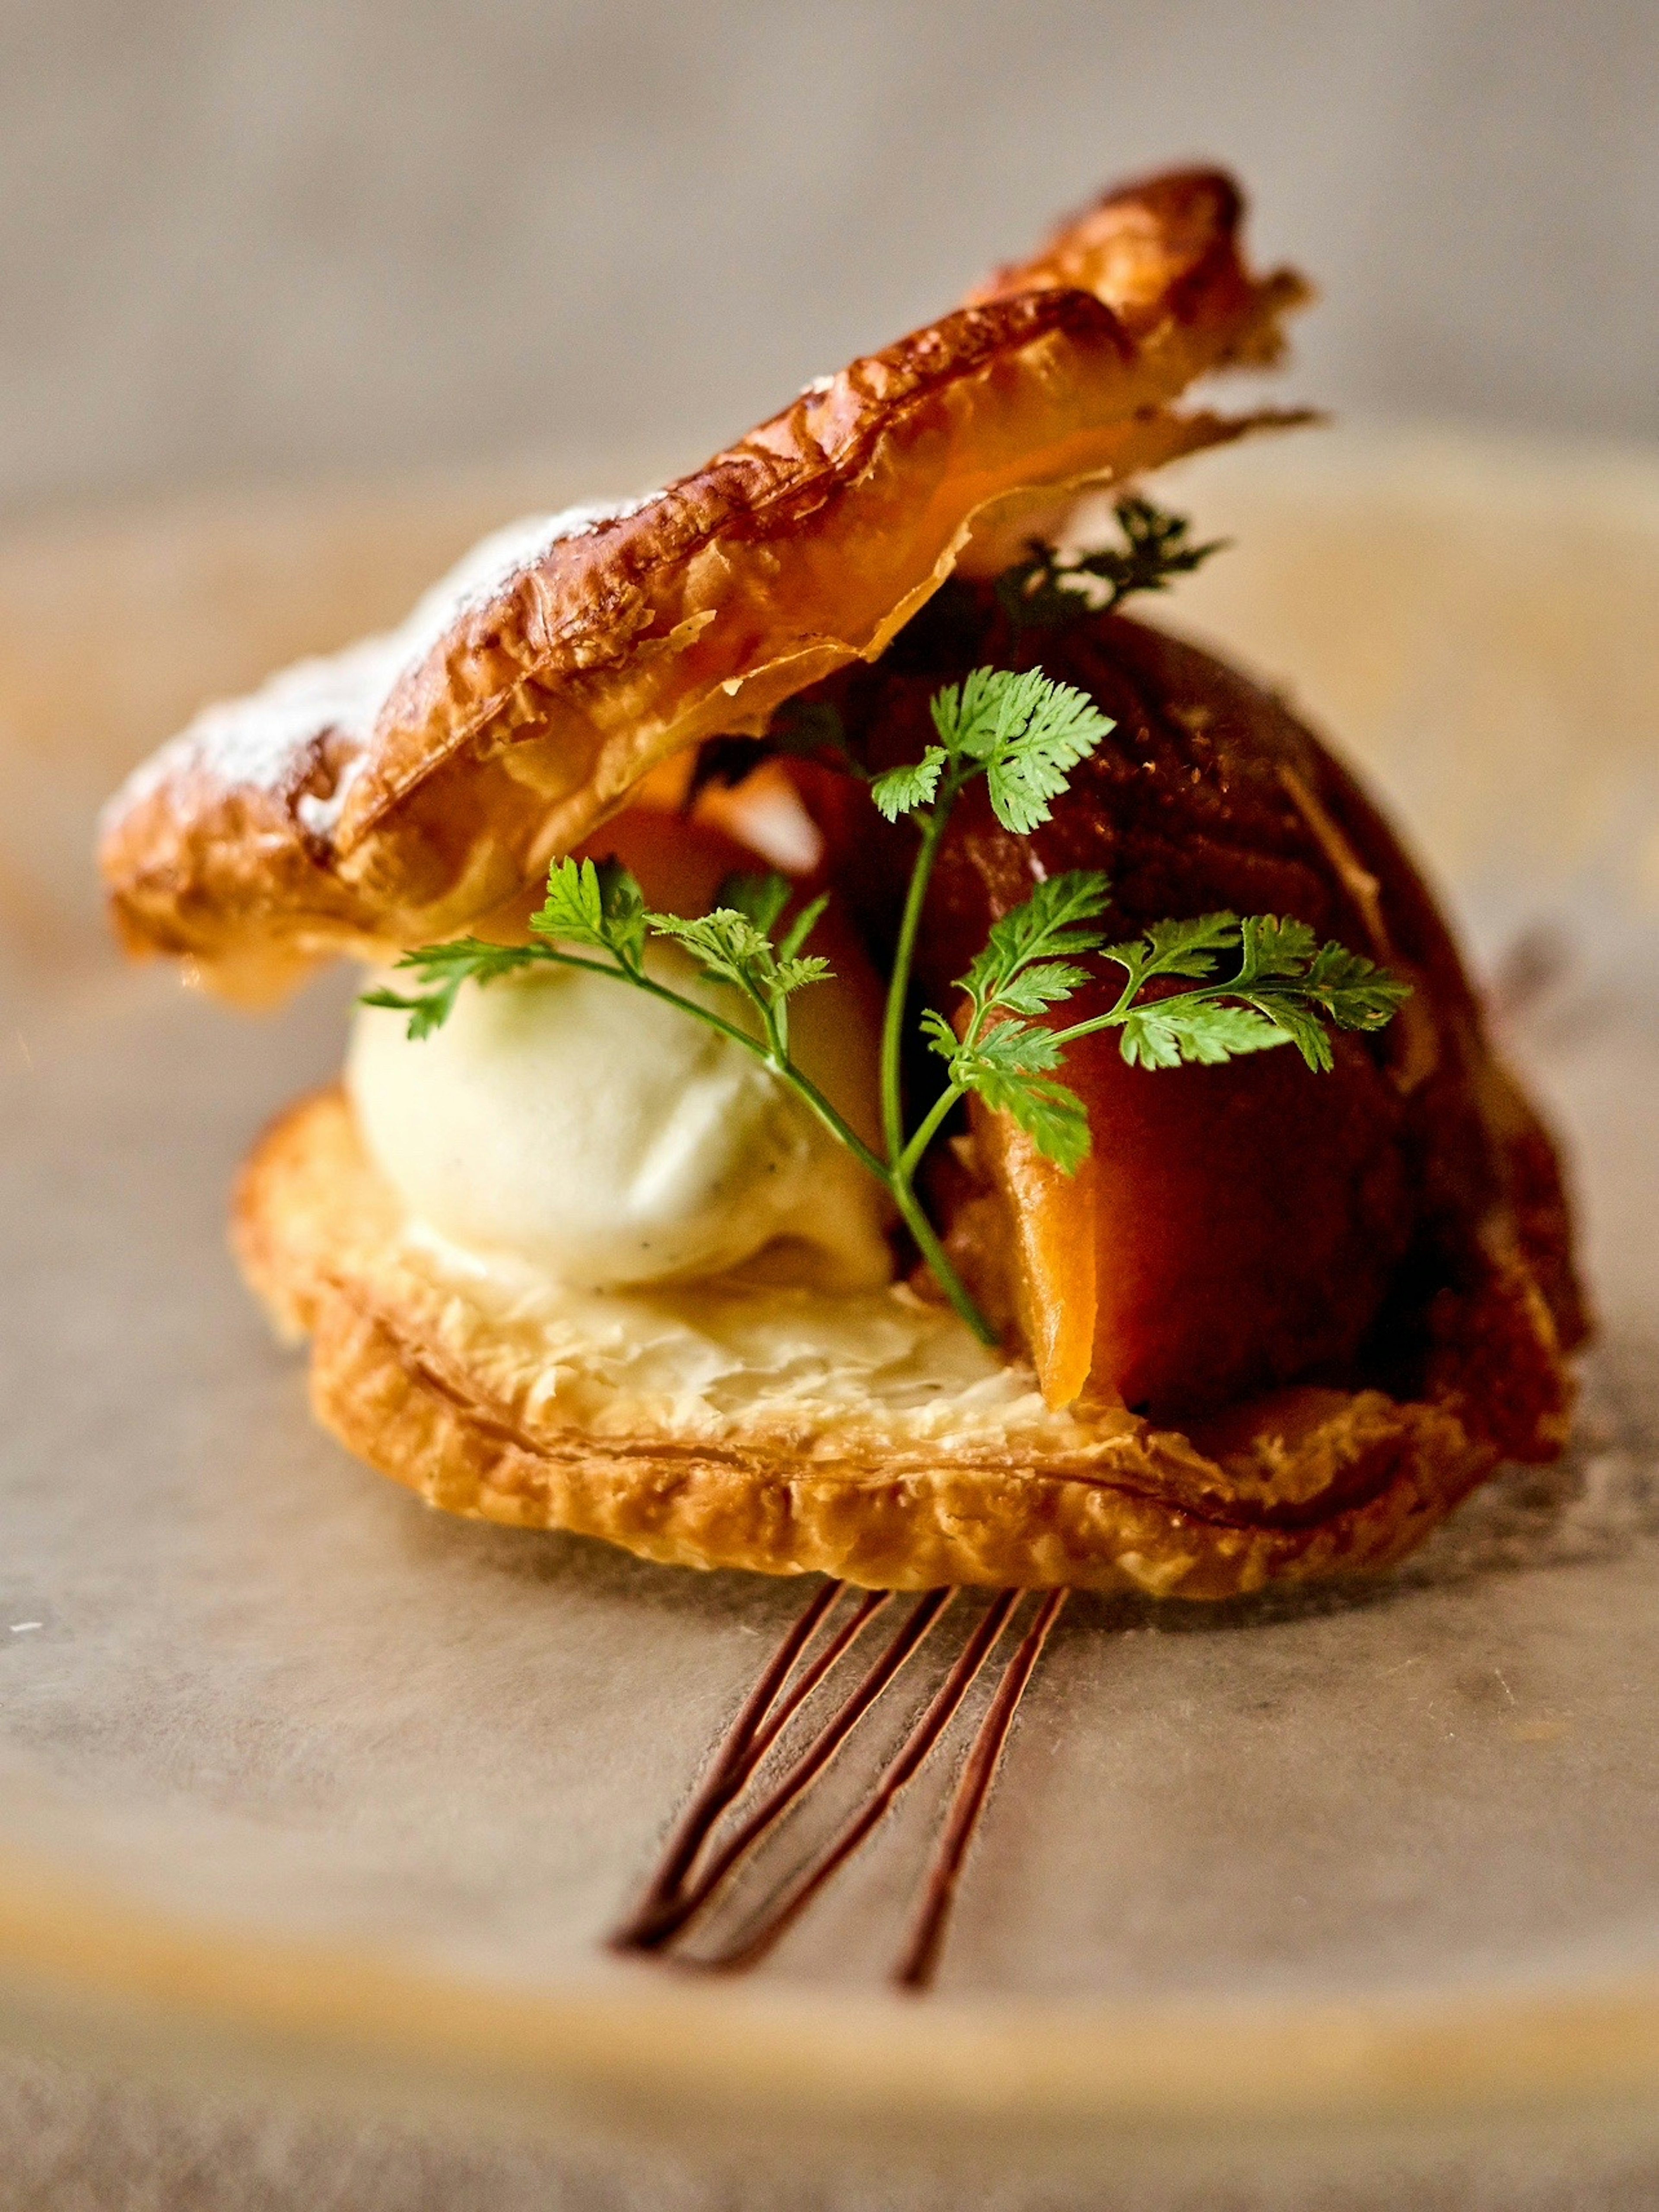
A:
[{"left": 3, "top": 428, "right": 1659, "bottom": 2190}]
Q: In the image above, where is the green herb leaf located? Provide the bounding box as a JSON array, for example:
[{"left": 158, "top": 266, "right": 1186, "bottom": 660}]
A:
[
  {"left": 361, "top": 939, "right": 545, "bottom": 1040},
  {"left": 928, "top": 667, "right": 1112, "bottom": 836},
  {"left": 1228, "top": 930, "right": 1413, "bottom": 1070},
  {"left": 1237, "top": 994, "right": 1335, "bottom": 1072},
  {"left": 1087, "top": 908, "right": 1412, "bottom": 1073},
  {"left": 987, "top": 694, "right": 1109, "bottom": 834},
  {"left": 997, "top": 497, "right": 1230, "bottom": 631},
  {"left": 870, "top": 747, "right": 947, "bottom": 821},
  {"left": 1300, "top": 940, "right": 1415, "bottom": 1031},
  {"left": 944, "top": 1019, "right": 1091, "bottom": 1173},
  {"left": 963, "top": 869, "right": 1112, "bottom": 1008},
  {"left": 992, "top": 960, "right": 1094, "bottom": 1015},
  {"left": 1117, "top": 996, "right": 1292, "bottom": 1070},
  {"left": 648, "top": 881, "right": 836, "bottom": 1049},
  {"left": 531, "top": 855, "right": 648, "bottom": 973},
  {"left": 770, "top": 954, "right": 835, "bottom": 997},
  {"left": 976, "top": 1072, "right": 1093, "bottom": 1173},
  {"left": 1139, "top": 912, "right": 1243, "bottom": 979},
  {"left": 1234, "top": 912, "right": 1319, "bottom": 982},
  {"left": 648, "top": 908, "right": 774, "bottom": 992},
  {"left": 927, "top": 665, "right": 1012, "bottom": 763},
  {"left": 963, "top": 1019, "right": 1066, "bottom": 1077},
  {"left": 717, "top": 869, "right": 792, "bottom": 941}
]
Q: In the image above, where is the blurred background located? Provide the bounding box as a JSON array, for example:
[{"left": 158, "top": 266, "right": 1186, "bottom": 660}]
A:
[
  {"left": 4, "top": 0, "right": 1658, "bottom": 523},
  {"left": 6, "top": 10, "right": 1659, "bottom": 2205}
]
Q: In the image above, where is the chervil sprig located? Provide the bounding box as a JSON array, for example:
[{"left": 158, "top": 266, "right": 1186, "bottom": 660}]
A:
[
  {"left": 649, "top": 876, "right": 832, "bottom": 1059},
  {"left": 359, "top": 938, "right": 540, "bottom": 1042},
  {"left": 367, "top": 858, "right": 845, "bottom": 1103},
  {"left": 865, "top": 664, "right": 1114, "bottom": 1192},
  {"left": 996, "top": 495, "right": 1228, "bottom": 631},
  {"left": 530, "top": 852, "right": 648, "bottom": 972},
  {"left": 872, "top": 665, "right": 1113, "bottom": 839},
  {"left": 1053, "top": 911, "right": 1413, "bottom": 1075},
  {"left": 913, "top": 871, "right": 1111, "bottom": 1176},
  {"left": 899, "top": 876, "right": 1411, "bottom": 1186}
]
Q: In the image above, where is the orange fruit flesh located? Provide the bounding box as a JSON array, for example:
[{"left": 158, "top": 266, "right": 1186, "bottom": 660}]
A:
[{"left": 1001, "top": 1026, "right": 1411, "bottom": 1416}]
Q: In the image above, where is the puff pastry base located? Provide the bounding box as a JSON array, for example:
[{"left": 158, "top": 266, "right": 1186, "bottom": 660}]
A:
[{"left": 234, "top": 1088, "right": 1506, "bottom": 1598}]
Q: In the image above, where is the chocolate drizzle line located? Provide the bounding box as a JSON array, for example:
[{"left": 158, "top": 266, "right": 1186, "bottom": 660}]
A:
[
  {"left": 620, "top": 1586, "right": 954, "bottom": 1954},
  {"left": 610, "top": 1580, "right": 1065, "bottom": 1986},
  {"left": 893, "top": 1586, "right": 1069, "bottom": 1992},
  {"left": 696, "top": 1586, "right": 1022, "bottom": 1976},
  {"left": 610, "top": 1576, "right": 845, "bottom": 1948}
]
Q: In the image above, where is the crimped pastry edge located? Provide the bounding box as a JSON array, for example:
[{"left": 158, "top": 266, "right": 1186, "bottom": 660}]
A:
[{"left": 234, "top": 1087, "right": 1500, "bottom": 1599}]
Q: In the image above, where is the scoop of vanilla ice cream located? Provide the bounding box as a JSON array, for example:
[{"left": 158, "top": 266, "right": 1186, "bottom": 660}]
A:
[{"left": 347, "top": 942, "right": 893, "bottom": 1291}]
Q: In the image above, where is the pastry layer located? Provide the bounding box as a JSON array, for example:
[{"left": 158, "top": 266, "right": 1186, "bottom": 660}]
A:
[
  {"left": 234, "top": 1087, "right": 1502, "bottom": 1596},
  {"left": 101, "top": 170, "right": 1308, "bottom": 998}
]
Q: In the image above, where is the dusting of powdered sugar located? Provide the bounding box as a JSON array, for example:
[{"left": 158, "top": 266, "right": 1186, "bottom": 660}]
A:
[
  {"left": 102, "top": 491, "right": 661, "bottom": 842},
  {"left": 800, "top": 374, "right": 836, "bottom": 397}
]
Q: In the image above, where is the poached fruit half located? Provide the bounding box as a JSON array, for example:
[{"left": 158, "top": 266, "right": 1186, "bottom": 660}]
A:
[{"left": 747, "top": 580, "right": 1586, "bottom": 1443}]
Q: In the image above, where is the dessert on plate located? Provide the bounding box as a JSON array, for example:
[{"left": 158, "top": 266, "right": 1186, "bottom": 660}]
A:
[{"left": 97, "top": 170, "right": 1585, "bottom": 1601}]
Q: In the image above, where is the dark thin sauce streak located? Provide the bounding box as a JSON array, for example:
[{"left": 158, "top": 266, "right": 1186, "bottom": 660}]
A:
[
  {"left": 609, "top": 1577, "right": 846, "bottom": 1949},
  {"left": 893, "top": 1587, "right": 1070, "bottom": 1993},
  {"left": 697, "top": 1587, "right": 1024, "bottom": 1976},
  {"left": 617, "top": 1589, "right": 954, "bottom": 1954},
  {"left": 732, "top": 1588, "right": 894, "bottom": 1798},
  {"left": 610, "top": 1580, "right": 1067, "bottom": 1987}
]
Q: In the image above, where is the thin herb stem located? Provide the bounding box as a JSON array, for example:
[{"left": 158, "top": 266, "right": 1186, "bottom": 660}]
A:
[
  {"left": 880, "top": 784, "right": 957, "bottom": 1171},
  {"left": 788, "top": 1068, "right": 991, "bottom": 1344},
  {"left": 769, "top": 1064, "right": 892, "bottom": 1188},
  {"left": 1047, "top": 966, "right": 1211, "bottom": 1049},
  {"left": 890, "top": 1182, "right": 995, "bottom": 1344},
  {"left": 534, "top": 946, "right": 795, "bottom": 1065},
  {"left": 866, "top": 769, "right": 999, "bottom": 1344},
  {"left": 897, "top": 1082, "right": 965, "bottom": 1185},
  {"left": 656, "top": 969, "right": 995, "bottom": 1343}
]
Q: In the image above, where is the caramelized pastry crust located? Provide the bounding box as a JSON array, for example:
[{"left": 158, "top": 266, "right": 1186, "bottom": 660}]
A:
[{"left": 98, "top": 170, "right": 1306, "bottom": 998}]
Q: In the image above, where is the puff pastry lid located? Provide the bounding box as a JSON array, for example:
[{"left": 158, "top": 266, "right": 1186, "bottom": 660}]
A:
[{"left": 98, "top": 168, "right": 1308, "bottom": 997}]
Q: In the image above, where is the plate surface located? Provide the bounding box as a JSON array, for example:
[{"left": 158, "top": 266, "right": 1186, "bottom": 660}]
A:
[{"left": 4, "top": 428, "right": 1659, "bottom": 2183}]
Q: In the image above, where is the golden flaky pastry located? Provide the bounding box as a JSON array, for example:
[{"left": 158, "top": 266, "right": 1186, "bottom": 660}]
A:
[
  {"left": 234, "top": 1088, "right": 1497, "bottom": 1599},
  {"left": 100, "top": 167, "right": 1586, "bottom": 1595},
  {"left": 99, "top": 169, "right": 1307, "bottom": 1001}
]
